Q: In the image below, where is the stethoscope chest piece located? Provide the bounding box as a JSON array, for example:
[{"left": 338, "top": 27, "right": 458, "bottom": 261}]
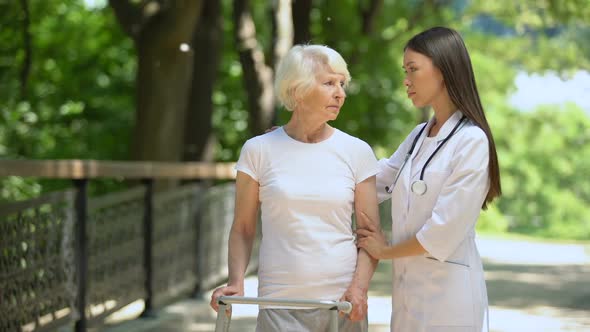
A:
[{"left": 411, "top": 180, "right": 427, "bottom": 195}]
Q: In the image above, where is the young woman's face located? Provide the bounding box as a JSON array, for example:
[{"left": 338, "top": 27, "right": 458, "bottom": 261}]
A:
[
  {"left": 297, "top": 66, "right": 347, "bottom": 122},
  {"left": 402, "top": 48, "right": 446, "bottom": 108}
]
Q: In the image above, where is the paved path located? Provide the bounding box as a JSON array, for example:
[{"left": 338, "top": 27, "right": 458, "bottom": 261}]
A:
[{"left": 99, "top": 237, "right": 590, "bottom": 332}]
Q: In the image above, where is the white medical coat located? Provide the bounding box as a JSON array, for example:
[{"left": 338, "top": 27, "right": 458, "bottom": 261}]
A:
[{"left": 377, "top": 111, "right": 489, "bottom": 332}]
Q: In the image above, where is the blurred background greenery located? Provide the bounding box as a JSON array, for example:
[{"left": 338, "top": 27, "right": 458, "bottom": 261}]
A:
[{"left": 1, "top": 0, "right": 589, "bottom": 240}]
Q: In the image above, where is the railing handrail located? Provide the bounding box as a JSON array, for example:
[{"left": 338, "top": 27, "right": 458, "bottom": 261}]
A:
[{"left": 0, "top": 159, "right": 237, "bottom": 179}]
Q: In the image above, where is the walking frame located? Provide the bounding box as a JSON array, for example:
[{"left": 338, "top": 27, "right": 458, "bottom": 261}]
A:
[{"left": 215, "top": 296, "right": 353, "bottom": 332}]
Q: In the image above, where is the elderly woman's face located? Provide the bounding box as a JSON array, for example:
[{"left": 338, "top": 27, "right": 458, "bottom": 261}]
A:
[
  {"left": 402, "top": 49, "right": 445, "bottom": 108},
  {"left": 297, "top": 66, "right": 347, "bottom": 121}
]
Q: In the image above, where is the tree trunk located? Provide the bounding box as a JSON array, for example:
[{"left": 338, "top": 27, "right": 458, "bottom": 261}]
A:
[
  {"left": 348, "top": 0, "right": 383, "bottom": 65},
  {"left": 183, "top": 0, "right": 222, "bottom": 162},
  {"left": 110, "top": 0, "right": 204, "bottom": 161},
  {"left": 272, "top": 0, "right": 293, "bottom": 68},
  {"left": 19, "top": 0, "right": 31, "bottom": 100},
  {"left": 233, "top": 0, "right": 275, "bottom": 136},
  {"left": 233, "top": 0, "right": 293, "bottom": 135},
  {"left": 359, "top": 0, "right": 383, "bottom": 35},
  {"left": 292, "top": 0, "right": 312, "bottom": 44}
]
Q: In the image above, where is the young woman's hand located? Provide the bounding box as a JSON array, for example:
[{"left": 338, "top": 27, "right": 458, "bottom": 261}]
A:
[
  {"left": 356, "top": 212, "right": 388, "bottom": 259},
  {"left": 265, "top": 126, "right": 280, "bottom": 133}
]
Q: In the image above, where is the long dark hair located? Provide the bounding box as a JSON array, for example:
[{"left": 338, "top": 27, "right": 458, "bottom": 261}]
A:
[{"left": 405, "top": 27, "right": 501, "bottom": 209}]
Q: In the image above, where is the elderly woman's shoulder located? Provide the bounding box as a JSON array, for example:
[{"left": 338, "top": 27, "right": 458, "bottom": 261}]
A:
[
  {"left": 249, "top": 128, "right": 283, "bottom": 142},
  {"left": 336, "top": 128, "right": 373, "bottom": 149},
  {"left": 241, "top": 128, "right": 283, "bottom": 149}
]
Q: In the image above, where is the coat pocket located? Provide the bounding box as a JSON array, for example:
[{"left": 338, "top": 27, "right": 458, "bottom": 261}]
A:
[{"left": 423, "top": 258, "right": 475, "bottom": 327}]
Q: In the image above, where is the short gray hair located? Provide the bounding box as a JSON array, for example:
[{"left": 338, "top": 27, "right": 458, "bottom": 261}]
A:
[{"left": 274, "top": 44, "right": 351, "bottom": 111}]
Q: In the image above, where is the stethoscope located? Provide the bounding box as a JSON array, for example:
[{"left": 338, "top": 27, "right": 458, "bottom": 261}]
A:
[{"left": 386, "top": 115, "right": 467, "bottom": 196}]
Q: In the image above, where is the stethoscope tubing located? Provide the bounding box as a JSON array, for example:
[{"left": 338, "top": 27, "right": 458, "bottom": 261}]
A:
[
  {"left": 417, "top": 116, "right": 467, "bottom": 181},
  {"left": 386, "top": 115, "right": 467, "bottom": 194}
]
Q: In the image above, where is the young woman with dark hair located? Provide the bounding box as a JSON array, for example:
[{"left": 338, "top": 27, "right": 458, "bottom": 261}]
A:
[{"left": 357, "top": 27, "right": 501, "bottom": 331}]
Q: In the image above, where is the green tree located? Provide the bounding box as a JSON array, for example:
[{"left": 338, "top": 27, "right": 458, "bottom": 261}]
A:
[
  {"left": 0, "top": 0, "right": 134, "bottom": 199},
  {"left": 488, "top": 104, "right": 590, "bottom": 239}
]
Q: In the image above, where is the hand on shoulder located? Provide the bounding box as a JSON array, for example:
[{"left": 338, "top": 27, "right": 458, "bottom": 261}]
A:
[{"left": 265, "top": 126, "right": 280, "bottom": 133}]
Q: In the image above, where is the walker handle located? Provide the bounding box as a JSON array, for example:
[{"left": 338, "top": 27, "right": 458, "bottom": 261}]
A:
[{"left": 217, "top": 296, "right": 353, "bottom": 314}]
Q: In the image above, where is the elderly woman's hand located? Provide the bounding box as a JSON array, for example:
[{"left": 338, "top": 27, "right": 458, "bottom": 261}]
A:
[
  {"left": 340, "top": 284, "right": 368, "bottom": 321},
  {"left": 356, "top": 212, "right": 388, "bottom": 260},
  {"left": 210, "top": 284, "right": 244, "bottom": 312}
]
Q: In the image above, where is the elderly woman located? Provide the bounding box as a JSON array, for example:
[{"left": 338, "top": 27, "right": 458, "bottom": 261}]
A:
[{"left": 210, "top": 44, "right": 381, "bottom": 332}]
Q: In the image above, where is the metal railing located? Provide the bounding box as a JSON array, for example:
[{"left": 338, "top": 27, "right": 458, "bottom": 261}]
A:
[{"left": 0, "top": 160, "right": 243, "bottom": 332}]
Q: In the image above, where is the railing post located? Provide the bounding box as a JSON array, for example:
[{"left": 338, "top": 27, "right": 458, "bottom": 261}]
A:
[
  {"left": 73, "top": 179, "right": 88, "bottom": 332},
  {"left": 192, "top": 182, "right": 204, "bottom": 298},
  {"left": 140, "top": 178, "right": 155, "bottom": 317}
]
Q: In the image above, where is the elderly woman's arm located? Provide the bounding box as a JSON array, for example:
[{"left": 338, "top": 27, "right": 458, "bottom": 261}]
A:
[
  {"left": 210, "top": 171, "right": 259, "bottom": 311},
  {"left": 341, "top": 175, "right": 381, "bottom": 321}
]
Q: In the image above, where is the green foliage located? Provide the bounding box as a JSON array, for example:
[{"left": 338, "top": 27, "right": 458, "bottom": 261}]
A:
[
  {"left": 467, "top": 0, "right": 590, "bottom": 28},
  {"left": 211, "top": 0, "right": 252, "bottom": 162},
  {"left": 467, "top": 35, "right": 590, "bottom": 239},
  {"left": 477, "top": 204, "right": 510, "bottom": 234},
  {"left": 465, "top": 1, "right": 590, "bottom": 72},
  {"left": 490, "top": 104, "right": 590, "bottom": 239},
  {"left": 1, "top": 0, "right": 589, "bottom": 239},
  {"left": 0, "top": 0, "right": 134, "bottom": 161},
  {"left": 0, "top": 0, "right": 134, "bottom": 198}
]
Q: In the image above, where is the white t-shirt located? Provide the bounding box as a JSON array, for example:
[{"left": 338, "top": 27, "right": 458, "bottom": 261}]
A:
[{"left": 236, "top": 127, "right": 378, "bottom": 304}]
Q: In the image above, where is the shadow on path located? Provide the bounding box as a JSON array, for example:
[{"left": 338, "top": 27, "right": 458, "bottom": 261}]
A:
[{"left": 484, "top": 260, "right": 590, "bottom": 311}]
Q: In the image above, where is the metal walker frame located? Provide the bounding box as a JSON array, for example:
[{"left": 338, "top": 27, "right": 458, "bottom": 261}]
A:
[{"left": 215, "top": 296, "right": 353, "bottom": 332}]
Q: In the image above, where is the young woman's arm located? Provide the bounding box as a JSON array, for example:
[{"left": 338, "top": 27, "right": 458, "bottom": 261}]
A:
[{"left": 357, "top": 219, "right": 426, "bottom": 260}]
